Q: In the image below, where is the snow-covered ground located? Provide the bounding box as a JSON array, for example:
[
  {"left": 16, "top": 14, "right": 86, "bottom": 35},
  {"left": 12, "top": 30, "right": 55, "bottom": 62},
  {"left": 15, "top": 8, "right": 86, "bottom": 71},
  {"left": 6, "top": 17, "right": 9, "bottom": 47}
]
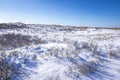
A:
[{"left": 0, "top": 23, "right": 120, "bottom": 80}]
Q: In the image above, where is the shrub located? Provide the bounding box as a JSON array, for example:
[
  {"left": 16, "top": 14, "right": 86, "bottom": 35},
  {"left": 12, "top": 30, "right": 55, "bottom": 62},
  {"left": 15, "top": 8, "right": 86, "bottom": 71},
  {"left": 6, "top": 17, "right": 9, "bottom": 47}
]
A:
[
  {"left": 0, "top": 33, "right": 31, "bottom": 50},
  {"left": 0, "top": 52, "right": 26, "bottom": 80},
  {"left": 0, "top": 33, "right": 45, "bottom": 50},
  {"left": 44, "top": 75, "right": 60, "bottom": 80},
  {"left": 79, "top": 26, "right": 88, "bottom": 30},
  {"left": 73, "top": 41, "right": 99, "bottom": 56},
  {"left": 73, "top": 61, "right": 98, "bottom": 76},
  {"left": 0, "top": 23, "right": 27, "bottom": 29},
  {"left": 108, "top": 50, "right": 118, "bottom": 58}
]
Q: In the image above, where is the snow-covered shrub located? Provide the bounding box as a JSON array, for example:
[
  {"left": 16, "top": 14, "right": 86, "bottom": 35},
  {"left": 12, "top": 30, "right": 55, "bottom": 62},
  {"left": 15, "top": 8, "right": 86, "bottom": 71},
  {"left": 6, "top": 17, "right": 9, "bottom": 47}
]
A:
[
  {"left": 78, "top": 61, "right": 98, "bottom": 75},
  {"left": 0, "top": 51, "right": 28, "bottom": 80},
  {"left": 45, "top": 45, "right": 77, "bottom": 59},
  {"left": 28, "top": 41, "right": 103, "bottom": 80},
  {"left": 0, "top": 33, "right": 31, "bottom": 50},
  {"left": 0, "top": 33, "right": 45, "bottom": 50},
  {"left": 44, "top": 41, "right": 100, "bottom": 60},
  {"left": 0, "top": 50, "right": 38, "bottom": 80},
  {"left": 0, "top": 23, "right": 27, "bottom": 29},
  {"left": 49, "top": 47, "right": 59, "bottom": 57},
  {"left": 79, "top": 26, "right": 88, "bottom": 30},
  {"left": 108, "top": 50, "right": 119, "bottom": 58},
  {"left": 64, "top": 42, "right": 102, "bottom": 76},
  {"left": 44, "top": 75, "right": 61, "bottom": 80},
  {"left": 73, "top": 41, "right": 100, "bottom": 57}
]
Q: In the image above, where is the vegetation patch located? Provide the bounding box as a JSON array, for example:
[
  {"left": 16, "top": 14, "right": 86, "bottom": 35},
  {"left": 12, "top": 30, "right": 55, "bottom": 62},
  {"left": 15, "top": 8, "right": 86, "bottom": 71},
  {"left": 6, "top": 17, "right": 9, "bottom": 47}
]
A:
[
  {"left": 0, "top": 33, "right": 45, "bottom": 50},
  {"left": 0, "top": 23, "right": 27, "bottom": 29}
]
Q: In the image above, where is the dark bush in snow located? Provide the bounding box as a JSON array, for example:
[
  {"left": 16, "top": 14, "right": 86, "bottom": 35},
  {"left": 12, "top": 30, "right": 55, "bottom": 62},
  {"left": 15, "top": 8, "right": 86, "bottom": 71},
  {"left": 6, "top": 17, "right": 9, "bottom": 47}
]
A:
[
  {"left": 73, "top": 41, "right": 100, "bottom": 57},
  {"left": 108, "top": 50, "right": 119, "bottom": 58},
  {"left": 0, "top": 23, "right": 27, "bottom": 29},
  {"left": 78, "top": 61, "right": 98, "bottom": 75},
  {"left": 0, "top": 52, "right": 26, "bottom": 80},
  {"left": 0, "top": 33, "right": 31, "bottom": 50},
  {"left": 0, "top": 33, "right": 45, "bottom": 50}
]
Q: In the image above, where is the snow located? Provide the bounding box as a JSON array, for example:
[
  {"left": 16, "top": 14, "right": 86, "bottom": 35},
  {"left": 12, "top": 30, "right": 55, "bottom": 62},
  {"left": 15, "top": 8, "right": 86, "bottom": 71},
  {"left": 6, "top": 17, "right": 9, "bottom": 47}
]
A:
[
  {"left": 0, "top": 24, "right": 120, "bottom": 80},
  {"left": 41, "top": 43, "right": 68, "bottom": 48}
]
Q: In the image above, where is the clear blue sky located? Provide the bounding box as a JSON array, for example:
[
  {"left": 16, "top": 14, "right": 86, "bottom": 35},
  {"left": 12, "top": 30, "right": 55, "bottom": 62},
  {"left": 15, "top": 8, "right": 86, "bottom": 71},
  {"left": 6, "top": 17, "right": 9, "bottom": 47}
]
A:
[{"left": 0, "top": 0, "right": 120, "bottom": 27}]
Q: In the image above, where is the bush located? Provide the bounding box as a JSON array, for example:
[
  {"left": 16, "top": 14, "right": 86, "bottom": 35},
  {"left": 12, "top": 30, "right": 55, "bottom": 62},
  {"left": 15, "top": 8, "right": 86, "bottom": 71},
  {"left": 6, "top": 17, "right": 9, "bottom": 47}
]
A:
[
  {"left": 0, "top": 33, "right": 45, "bottom": 50},
  {"left": 0, "top": 52, "right": 26, "bottom": 80},
  {"left": 73, "top": 41, "right": 99, "bottom": 56},
  {"left": 108, "top": 50, "right": 118, "bottom": 58},
  {"left": 79, "top": 26, "right": 88, "bottom": 30},
  {"left": 78, "top": 61, "right": 97, "bottom": 75},
  {"left": 44, "top": 76, "right": 60, "bottom": 80},
  {"left": 0, "top": 23, "right": 27, "bottom": 29},
  {"left": 0, "top": 33, "right": 31, "bottom": 50}
]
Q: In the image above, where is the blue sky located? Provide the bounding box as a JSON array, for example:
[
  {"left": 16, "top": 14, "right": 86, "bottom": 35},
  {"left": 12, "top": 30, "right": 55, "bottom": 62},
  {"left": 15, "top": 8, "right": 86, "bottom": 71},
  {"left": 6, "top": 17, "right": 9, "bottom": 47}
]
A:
[{"left": 0, "top": 0, "right": 120, "bottom": 27}]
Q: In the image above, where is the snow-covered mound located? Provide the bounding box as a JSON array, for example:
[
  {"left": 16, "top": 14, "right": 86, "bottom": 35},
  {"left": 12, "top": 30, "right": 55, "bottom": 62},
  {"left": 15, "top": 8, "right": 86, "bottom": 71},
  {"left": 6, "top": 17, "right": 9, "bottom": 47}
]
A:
[{"left": 0, "top": 23, "right": 120, "bottom": 80}]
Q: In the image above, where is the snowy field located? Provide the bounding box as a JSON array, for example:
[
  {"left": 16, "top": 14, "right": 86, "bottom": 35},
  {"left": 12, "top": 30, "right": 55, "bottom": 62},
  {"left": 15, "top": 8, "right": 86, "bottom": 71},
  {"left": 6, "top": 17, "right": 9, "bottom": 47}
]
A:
[{"left": 0, "top": 23, "right": 120, "bottom": 80}]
